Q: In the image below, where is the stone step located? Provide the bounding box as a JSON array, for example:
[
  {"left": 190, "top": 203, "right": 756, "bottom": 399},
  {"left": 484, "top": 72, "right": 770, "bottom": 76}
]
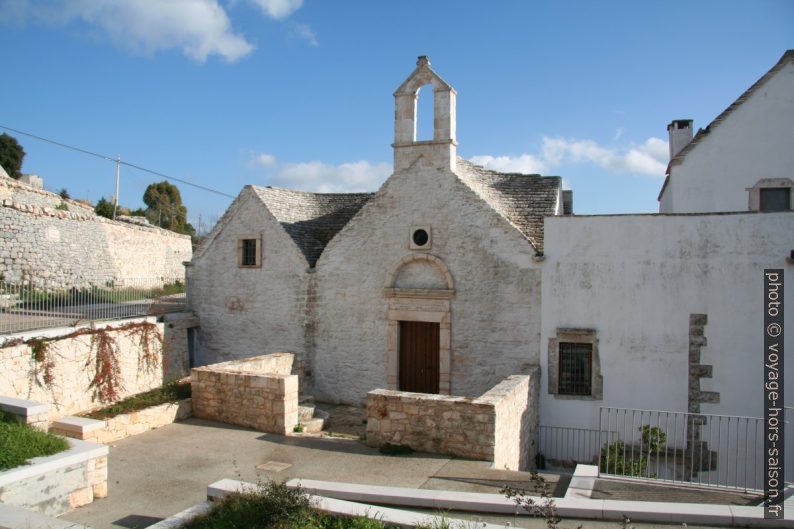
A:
[
  {"left": 302, "top": 417, "right": 325, "bottom": 434},
  {"left": 298, "top": 405, "right": 315, "bottom": 423}
]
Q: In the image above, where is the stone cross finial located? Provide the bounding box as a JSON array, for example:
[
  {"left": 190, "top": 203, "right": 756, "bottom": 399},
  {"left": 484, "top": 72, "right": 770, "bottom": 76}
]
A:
[{"left": 417, "top": 55, "right": 430, "bottom": 67}]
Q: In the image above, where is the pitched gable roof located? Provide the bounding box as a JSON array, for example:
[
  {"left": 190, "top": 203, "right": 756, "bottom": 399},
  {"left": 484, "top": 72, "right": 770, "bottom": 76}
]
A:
[
  {"left": 659, "top": 49, "right": 794, "bottom": 200},
  {"left": 252, "top": 186, "right": 372, "bottom": 267},
  {"left": 455, "top": 158, "right": 562, "bottom": 253}
]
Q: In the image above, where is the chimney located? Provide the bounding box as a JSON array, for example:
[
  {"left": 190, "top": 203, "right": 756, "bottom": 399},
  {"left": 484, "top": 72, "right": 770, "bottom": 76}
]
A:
[{"left": 667, "top": 119, "right": 693, "bottom": 160}]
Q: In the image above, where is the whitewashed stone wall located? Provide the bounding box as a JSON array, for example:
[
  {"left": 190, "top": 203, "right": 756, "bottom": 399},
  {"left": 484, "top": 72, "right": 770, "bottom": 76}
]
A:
[
  {"left": 366, "top": 370, "right": 538, "bottom": 470},
  {"left": 0, "top": 317, "right": 188, "bottom": 419},
  {"left": 540, "top": 212, "right": 794, "bottom": 429},
  {"left": 0, "top": 176, "right": 191, "bottom": 287},
  {"left": 0, "top": 439, "right": 108, "bottom": 516},
  {"left": 191, "top": 353, "right": 299, "bottom": 434},
  {"left": 659, "top": 58, "right": 794, "bottom": 213},
  {"left": 187, "top": 189, "right": 311, "bottom": 378},
  {"left": 315, "top": 161, "right": 541, "bottom": 405}
]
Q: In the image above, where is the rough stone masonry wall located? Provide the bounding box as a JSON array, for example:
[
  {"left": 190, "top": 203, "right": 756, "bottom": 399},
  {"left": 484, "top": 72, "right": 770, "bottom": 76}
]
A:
[
  {"left": 0, "top": 317, "right": 187, "bottom": 420},
  {"left": 0, "top": 176, "right": 191, "bottom": 287},
  {"left": 191, "top": 353, "right": 299, "bottom": 434},
  {"left": 366, "top": 372, "right": 537, "bottom": 470}
]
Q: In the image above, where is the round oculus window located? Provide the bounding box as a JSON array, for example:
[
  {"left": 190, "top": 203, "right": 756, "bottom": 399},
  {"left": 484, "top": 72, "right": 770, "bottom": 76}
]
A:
[{"left": 412, "top": 229, "right": 429, "bottom": 247}]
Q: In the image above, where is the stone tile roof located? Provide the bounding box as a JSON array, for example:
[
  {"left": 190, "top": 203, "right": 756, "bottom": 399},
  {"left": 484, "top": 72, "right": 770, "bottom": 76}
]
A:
[
  {"left": 659, "top": 49, "right": 794, "bottom": 200},
  {"left": 252, "top": 186, "right": 373, "bottom": 267},
  {"left": 455, "top": 158, "right": 561, "bottom": 253}
]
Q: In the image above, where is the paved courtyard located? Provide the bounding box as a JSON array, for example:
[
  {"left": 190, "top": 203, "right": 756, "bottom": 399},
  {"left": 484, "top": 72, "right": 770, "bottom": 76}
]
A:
[{"left": 56, "top": 417, "right": 746, "bottom": 529}]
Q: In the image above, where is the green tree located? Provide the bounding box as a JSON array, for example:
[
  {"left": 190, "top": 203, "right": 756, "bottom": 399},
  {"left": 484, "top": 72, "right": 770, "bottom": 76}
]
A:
[
  {"left": 94, "top": 197, "right": 115, "bottom": 219},
  {"left": 0, "top": 133, "right": 25, "bottom": 179},
  {"left": 58, "top": 188, "right": 71, "bottom": 200},
  {"left": 143, "top": 181, "right": 195, "bottom": 235}
]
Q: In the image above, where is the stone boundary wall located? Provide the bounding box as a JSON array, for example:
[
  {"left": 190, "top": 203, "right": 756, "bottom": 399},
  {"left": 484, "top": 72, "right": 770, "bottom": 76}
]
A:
[
  {"left": 0, "top": 317, "right": 190, "bottom": 420},
  {"left": 366, "top": 370, "right": 538, "bottom": 470},
  {"left": 52, "top": 398, "right": 192, "bottom": 444},
  {"left": 191, "top": 353, "right": 298, "bottom": 434},
  {"left": 0, "top": 438, "right": 108, "bottom": 516},
  {"left": 0, "top": 175, "right": 191, "bottom": 287}
]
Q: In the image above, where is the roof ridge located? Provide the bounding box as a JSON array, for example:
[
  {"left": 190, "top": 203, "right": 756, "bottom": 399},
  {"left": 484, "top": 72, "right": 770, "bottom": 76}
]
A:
[
  {"left": 251, "top": 185, "right": 372, "bottom": 267},
  {"left": 659, "top": 50, "right": 794, "bottom": 201},
  {"left": 455, "top": 157, "right": 562, "bottom": 253}
]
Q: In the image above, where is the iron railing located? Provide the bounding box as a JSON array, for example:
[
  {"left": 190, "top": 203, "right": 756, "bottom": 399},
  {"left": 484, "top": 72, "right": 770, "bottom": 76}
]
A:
[
  {"left": 537, "top": 425, "right": 605, "bottom": 469},
  {"left": 598, "top": 407, "right": 770, "bottom": 491},
  {"left": 538, "top": 406, "right": 792, "bottom": 491},
  {"left": 0, "top": 277, "right": 186, "bottom": 335}
]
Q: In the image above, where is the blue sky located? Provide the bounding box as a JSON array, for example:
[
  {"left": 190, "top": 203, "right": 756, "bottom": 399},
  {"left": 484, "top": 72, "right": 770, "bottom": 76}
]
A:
[{"left": 1, "top": 0, "right": 792, "bottom": 231}]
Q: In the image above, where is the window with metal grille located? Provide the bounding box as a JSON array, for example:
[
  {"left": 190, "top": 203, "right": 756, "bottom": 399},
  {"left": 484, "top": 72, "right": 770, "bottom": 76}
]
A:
[
  {"left": 558, "top": 342, "right": 592, "bottom": 396},
  {"left": 241, "top": 239, "right": 258, "bottom": 266},
  {"left": 759, "top": 188, "right": 791, "bottom": 212}
]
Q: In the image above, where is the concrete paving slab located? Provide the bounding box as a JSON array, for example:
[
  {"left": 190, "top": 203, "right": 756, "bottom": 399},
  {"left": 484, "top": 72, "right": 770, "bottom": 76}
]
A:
[{"left": 58, "top": 418, "right": 452, "bottom": 529}]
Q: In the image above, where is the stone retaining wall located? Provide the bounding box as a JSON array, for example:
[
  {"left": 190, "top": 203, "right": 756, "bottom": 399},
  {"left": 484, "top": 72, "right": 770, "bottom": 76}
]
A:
[
  {"left": 191, "top": 353, "right": 298, "bottom": 434},
  {"left": 0, "top": 175, "right": 191, "bottom": 287},
  {"left": 0, "top": 438, "right": 108, "bottom": 516},
  {"left": 0, "top": 317, "right": 190, "bottom": 420},
  {"left": 366, "top": 370, "right": 538, "bottom": 470},
  {"left": 52, "top": 399, "right": 192, "bottom": 444}
]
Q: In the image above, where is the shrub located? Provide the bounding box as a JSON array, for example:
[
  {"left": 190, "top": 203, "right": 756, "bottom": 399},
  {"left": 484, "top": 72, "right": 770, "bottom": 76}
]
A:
[
  {"left": 182, "top": 481, "right": 399, "bottom": 529},
  {"left": 0, "top": 410, "right": 70, "bottom": 471},
  {"left": 599, "top": 440, "right": 649, "bottom": 477}
]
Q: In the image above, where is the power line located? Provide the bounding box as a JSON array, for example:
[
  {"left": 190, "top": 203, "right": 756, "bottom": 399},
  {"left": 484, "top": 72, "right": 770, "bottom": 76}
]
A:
[{"left": 0, "top": 124, "right": 236, "bottom": 199}]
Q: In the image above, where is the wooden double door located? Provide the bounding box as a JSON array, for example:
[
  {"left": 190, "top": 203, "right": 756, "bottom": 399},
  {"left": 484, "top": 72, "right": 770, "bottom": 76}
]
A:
[{"left": 398, "top": 321, "right": 440, "bottom": 394}]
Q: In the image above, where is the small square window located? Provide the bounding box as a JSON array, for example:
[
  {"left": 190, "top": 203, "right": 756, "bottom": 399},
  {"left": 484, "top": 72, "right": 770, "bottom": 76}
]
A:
[
  {"left": 549, "top": 329, "right": 601, "bottom": 400},
  {"left": 558, "top": 342, "right": 592, "bottom": 396},
  {"left": 760, "top": 188, "right": 790, "bottom": 212},
  {"left": 237, "top": 237, "right": 261, "bottom": 268}
]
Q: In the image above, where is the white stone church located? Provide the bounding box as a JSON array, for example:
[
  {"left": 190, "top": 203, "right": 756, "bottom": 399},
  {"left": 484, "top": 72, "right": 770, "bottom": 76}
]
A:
[{"left": 187, "top": 52, "right": 793, "bottom": 476}]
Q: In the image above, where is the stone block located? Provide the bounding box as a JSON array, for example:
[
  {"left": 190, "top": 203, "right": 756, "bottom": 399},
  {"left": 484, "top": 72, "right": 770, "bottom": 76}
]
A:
[
  {"left": 92, "top": 481, "right": 108, "bottom": 498},
  {"left": 69, "top": 486, "right": 94, "bottom": 509}
]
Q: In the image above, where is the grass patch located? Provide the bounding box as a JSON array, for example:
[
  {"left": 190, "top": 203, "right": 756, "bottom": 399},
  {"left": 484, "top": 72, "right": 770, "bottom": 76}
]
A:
[
  {"left": 0, "top": 410, "right": 70, "bottom": 471},
  {"left": 81, "top": 380, "right": 191, "bottom": 420},
  {"left": 182, "top": 482, "right": 399, "bottom": 529}
]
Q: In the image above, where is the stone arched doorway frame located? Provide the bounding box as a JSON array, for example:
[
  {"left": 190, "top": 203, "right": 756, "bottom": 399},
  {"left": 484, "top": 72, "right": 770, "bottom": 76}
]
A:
[{"left": 384, "top": 253, "right": 455, "bottom": 394}]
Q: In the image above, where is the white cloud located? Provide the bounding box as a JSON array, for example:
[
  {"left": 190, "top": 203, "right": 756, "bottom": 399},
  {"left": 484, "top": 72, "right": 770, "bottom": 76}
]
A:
[
  {"left": 472, "top": 136, "right": 668, "bottom": 178},
  {"left": 4, "top": 0, "right": 254, "bottom": 62},
  {"left": 249, "top": 0, "right": 302, "bottom": 19},
  {"left": 252, "top": 152, "right": 277, "bottom": 166},
  {"left": 469, "top": 154, "right": 547, "bottom": 174},
  {"left": 268, "top": 160, "right": 392, "bottom": 193},
  {"left": 292, "top": 22, "right": 318, "bottom": 46}
]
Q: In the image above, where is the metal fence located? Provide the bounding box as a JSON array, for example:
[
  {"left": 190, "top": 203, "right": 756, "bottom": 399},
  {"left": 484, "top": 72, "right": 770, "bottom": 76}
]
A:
[
  {"left": 0, "top": 277, "right": 186, "bottom": 335},
  {"left": 598, "top": 407, "right": 770, "bottom": 491},
  {"left": 537, "top": 425, "right": 604, "bottom": 469},
  {"left": 538, "top": 406, "right": 793, "bottom": 492}
]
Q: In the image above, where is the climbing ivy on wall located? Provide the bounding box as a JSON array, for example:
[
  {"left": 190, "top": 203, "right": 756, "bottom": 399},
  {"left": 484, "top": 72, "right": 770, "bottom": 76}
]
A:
[{"left": 11, "top": 321, "right": 165, "bottom": 404}]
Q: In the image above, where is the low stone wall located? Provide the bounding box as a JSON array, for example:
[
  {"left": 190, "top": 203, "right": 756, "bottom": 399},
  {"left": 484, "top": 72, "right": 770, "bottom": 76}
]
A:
[
  {"left": 191, "top": 353, "right": 298, "bottom": 435},
  {"left": 205, "top": 352, "right": 294, "bottom": 375},
  {"left": 0, "top": 438, "right": 108, "bottom": 516},
  {"left": 366, "top": 370, "right": 538, "bottom": 470},
  {"left": 0, "top": 316, "right": 190, "bottom": 420},
  {"left": 52, "top": 399, "right": 192, "bottom": 444}
]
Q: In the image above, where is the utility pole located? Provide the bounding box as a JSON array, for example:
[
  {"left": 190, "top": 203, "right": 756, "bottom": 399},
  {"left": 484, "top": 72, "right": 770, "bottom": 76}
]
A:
[{"left": 113, "top": 155, "right": 121, "bottom": 219}]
